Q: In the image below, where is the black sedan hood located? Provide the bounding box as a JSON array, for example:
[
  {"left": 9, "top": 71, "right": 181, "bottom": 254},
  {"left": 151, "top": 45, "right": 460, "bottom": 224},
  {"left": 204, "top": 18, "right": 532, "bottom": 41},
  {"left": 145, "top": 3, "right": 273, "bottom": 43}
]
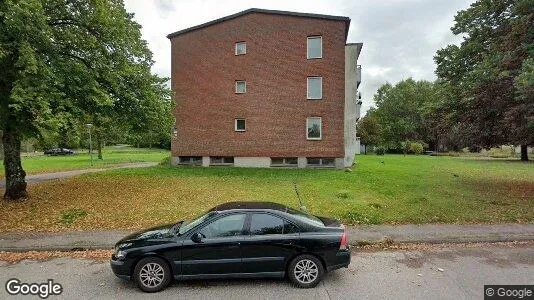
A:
[{"left": 118, "top": 223, "right": 174, "bottom": 244}]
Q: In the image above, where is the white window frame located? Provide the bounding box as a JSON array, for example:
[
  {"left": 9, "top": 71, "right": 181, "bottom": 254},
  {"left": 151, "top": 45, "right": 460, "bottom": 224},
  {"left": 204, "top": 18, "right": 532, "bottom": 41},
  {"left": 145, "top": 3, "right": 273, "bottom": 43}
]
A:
[
  {"left": 270, "top": 157, "right": 298, "bottom": 167},
  {"left": 235, "top": 80, "right": 246, "bottom": 93},
  {"left": 210, "top": 156, "right": 235, "bottom": 165},
  {"left": 307, "top": 157, "right": 335, "bottom": 167},
  {"left": 307, "top": 36, "right": 322, "bottom": 59},
  {"left": 235, "top": 42, "right": 246, "bottom": 55},
  {"left": 235, "top": 118, "right": 246, "bottom": 132},
  {"left": 307, "top": 77, "right": 322, "bottom": 100},
  {"left": 178, "top": 156, "right": 202, "bottom": 165},
  {"left": 306, "top": 117, "right": 322, "bottom": 140}
]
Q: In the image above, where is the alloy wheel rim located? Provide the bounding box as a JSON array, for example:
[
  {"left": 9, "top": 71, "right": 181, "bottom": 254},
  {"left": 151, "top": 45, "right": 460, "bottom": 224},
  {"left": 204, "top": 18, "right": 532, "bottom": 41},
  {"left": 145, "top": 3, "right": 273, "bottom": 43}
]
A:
[
  {"left": 294, "top": 259, "right": 319, "bottom": 284},
  {"left": 139, "top": 262, "right": 165, "bottom": 288}
]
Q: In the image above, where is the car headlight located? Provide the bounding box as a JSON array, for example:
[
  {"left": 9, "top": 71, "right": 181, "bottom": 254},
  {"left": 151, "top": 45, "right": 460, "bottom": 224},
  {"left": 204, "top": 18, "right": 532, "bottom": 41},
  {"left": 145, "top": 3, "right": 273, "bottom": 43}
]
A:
[
  {"left": 116, "top": 250, "right": 126, "bottom": 260},
  {"left": 114, "top": 242, "right": 133, "bottom": 260}
]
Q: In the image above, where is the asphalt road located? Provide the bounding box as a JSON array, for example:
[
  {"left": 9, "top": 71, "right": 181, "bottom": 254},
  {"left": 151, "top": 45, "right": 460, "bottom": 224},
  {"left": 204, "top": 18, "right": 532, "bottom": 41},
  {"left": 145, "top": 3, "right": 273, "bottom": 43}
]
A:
[{"left": 0, "top": 244, "right": 532, "bottom": 299}]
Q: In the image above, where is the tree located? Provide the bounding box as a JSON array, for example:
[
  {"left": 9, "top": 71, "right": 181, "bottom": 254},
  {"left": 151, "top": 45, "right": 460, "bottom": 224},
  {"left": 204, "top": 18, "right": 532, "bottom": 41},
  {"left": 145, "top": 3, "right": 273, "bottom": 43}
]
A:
[
  {"left": 434, "top": 0, "right": 533, "bottom": 160},
  {"left": 371, "top": 79, "right": 440, "bottom": 150},
  {"left": 0, "top": 0, "right": 170, "bottom": 200},
  {"left": 356, "top": 113, "right": 381, "bottom": 154}
]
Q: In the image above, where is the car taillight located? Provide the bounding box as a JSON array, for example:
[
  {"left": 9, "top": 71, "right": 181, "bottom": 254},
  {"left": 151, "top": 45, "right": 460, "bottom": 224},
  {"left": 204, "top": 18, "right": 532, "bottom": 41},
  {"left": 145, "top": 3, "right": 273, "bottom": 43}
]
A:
[{"left": 340, "top": 225, "right": 348, "bottom": 250}]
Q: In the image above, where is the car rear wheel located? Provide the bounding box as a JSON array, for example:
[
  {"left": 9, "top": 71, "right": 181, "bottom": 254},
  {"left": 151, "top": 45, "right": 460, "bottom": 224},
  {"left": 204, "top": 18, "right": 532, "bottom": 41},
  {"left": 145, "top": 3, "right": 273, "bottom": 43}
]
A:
[
  {"left": 133, "top": 257, "right": 171, "bottom": 293},
  {"left": 288, "top": 254, "right": 324, "bottom": 288}
]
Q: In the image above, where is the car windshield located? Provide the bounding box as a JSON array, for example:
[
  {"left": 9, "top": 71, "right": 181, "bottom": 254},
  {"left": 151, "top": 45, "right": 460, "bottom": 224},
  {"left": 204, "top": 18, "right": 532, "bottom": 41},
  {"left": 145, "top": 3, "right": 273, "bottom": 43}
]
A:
[
  {"left": 285, "top": 207, "right": 324, "bottom": 227},
  {"left": 178, "top": 211, "right": 216, "bottom": 235}
]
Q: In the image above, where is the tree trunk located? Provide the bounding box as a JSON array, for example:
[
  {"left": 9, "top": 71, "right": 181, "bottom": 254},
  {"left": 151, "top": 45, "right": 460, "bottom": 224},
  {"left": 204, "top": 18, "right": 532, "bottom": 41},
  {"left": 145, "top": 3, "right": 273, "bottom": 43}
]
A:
[
  {"left": 96, "top": 133, "right": 103, "bottom": 160},
  {"left": 2, "top": 129, "right": 27, "bottom": 200},
  {"left": 0, "top": 132, "right": 4, "bottom": 160},
  {"left": 520, "top": 144, "right": 528, "bottom": 161}
]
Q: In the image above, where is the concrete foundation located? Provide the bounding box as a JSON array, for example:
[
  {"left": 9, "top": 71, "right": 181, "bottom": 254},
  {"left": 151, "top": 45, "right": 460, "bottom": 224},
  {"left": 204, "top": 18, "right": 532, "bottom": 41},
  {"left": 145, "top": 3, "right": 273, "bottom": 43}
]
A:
[
  {"left": 172, "top": 156, "right": 346, "bottom": 169},
  {"left": 233, "top": 157, "right": 271, "bottom": 168},
  {"left": 297, "top": 157, "right": 307, "bottom": 168},
  {"left": 335, "top": 158, "right": 345, "bottom": 169}
]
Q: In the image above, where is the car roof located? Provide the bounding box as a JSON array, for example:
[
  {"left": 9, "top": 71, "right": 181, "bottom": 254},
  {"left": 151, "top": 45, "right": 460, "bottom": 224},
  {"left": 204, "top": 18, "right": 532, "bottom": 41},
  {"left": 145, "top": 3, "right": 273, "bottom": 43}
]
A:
[{"left": 209, "top": 201, "right": 290, "bottom": 213}]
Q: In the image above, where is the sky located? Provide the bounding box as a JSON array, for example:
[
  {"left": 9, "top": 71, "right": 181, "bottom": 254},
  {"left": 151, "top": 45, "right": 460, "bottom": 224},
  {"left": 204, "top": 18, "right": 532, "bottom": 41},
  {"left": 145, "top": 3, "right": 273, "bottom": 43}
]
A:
[{"left": 124, "top": 0, "right": 474, "bottom": 115}]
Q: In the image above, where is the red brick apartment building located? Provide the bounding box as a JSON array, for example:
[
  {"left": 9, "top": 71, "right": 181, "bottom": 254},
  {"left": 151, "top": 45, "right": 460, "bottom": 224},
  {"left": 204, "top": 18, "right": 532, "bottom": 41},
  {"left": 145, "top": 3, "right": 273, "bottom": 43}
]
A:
[{"left": 167, "top": 8, "right": 362, "bottom": 168}]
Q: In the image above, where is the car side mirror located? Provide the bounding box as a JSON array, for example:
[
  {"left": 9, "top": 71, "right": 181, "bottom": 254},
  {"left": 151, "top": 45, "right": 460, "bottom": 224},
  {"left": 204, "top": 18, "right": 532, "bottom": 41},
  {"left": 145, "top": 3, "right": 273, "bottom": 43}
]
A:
[{"left": 191, "top": 232, "right": 203, "bottom": 243}]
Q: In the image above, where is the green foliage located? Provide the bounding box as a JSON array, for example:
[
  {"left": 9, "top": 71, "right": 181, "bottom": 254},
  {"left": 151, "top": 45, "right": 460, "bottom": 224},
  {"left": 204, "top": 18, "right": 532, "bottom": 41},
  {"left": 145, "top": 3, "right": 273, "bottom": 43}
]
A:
[
  {"left": 356, "top": 114, "right": 381, "bottom": 147},
  {"left": 480, "top": 147, "right": 516, "bottom": 158},
  {"left": 434, "top": 0, "right": 534, "bottom": 153},
  {"left": 370, "top": 79, "right": 442, "bottom": 151},
  {"left": 159, "top": 156, "right": 171, "bottom": 166},
  {"left": 401, "top": 141, "right": 426, "bottom": 154},
  {"left": 375, "top": 147, "right": 386, "bottom": 155},
  {"left": 410, "top": 142, "right": 425, "bottom": 154},
  {"left": 0, "top": 0, "right": 172, "bottom": 198}
]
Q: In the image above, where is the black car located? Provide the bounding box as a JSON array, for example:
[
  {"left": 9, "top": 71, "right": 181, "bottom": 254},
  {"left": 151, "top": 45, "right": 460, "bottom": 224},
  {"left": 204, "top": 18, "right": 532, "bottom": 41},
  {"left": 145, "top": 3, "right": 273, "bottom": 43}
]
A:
[
  {"left": 110, "top": 201, "right": 350, "bottom": 292},
  {"left": 44, "top": 148, "right": 75, "bottom": 156}
]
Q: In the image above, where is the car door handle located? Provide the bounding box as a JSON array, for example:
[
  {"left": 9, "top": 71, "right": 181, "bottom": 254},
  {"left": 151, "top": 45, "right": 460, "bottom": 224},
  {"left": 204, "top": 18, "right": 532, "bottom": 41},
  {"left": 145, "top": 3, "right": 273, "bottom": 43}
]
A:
[{"left": 282, "top": 241, "right": 294, "bottom": 245}]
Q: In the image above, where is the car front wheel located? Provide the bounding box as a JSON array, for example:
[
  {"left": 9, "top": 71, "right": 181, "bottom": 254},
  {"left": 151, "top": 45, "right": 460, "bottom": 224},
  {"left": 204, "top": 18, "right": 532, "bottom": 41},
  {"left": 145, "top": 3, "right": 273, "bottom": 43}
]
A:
[
  {"left": 288, "top": 254, "right": 324, "bottom": 288},
  {"left": 133, "top": 257, "right": 171, "bottom": 292}
]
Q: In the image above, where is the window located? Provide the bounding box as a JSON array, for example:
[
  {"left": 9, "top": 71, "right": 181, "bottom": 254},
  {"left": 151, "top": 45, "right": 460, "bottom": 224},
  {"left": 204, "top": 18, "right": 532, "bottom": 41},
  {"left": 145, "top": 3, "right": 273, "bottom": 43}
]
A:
[
  {"left": 307, "top": 36, "right": 322, "bottom": 59},
  {"left": 199, "top": 213, "right": 246, "bottom": 238},
  {"left": 307, "top": 157, "right": 320, "bottom": 165},
  {"left": 307, "top": 157, "right": 335, "bottom": 167},
  {"left": 235, "top": 42, "right": 246, "bottom": 55},
  {"left": 270, "top": 157, "right": 298, "bottom": 167},
  {"left": 235, "top": 81, "right": 246, "bottom": 93},
  {"left": 307, "top": 77, "right": 322, "bottom": 99},
  {"left": 307, "top": 117, "right": 322, "bottom": 140},
  {"left": 284, "top": 222, "right": 300, "bottom": 234},
  {"left": 178, "top": 156, "right": 202, "bottom": 165},
  {"left": 235, "top": 118, "right": 246, "bottom": 131},
  {"left": 210, "top": 156, "right": 234, "bottom": 165},
  {"left": 286, "top": 207, "right": 325, "bottom": 227},
  {"left": 249, "top": 214, "right": 299, "bottom": 235},
  {"left": 178, "top": 211, "right": 217, "bottom": 235}
]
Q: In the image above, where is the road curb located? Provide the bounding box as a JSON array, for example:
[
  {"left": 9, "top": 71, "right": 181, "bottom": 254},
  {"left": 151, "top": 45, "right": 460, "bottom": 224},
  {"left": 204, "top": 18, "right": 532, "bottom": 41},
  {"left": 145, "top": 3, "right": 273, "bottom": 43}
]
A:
[
  {"left": 1, "top": 224, "right": 533, "bottom": 252},
  {"left": 347, "top": 223, "right": 534, "bottom": 246},
  {"left": 3, "top": 239, "right": 534, "bottom": 253}
]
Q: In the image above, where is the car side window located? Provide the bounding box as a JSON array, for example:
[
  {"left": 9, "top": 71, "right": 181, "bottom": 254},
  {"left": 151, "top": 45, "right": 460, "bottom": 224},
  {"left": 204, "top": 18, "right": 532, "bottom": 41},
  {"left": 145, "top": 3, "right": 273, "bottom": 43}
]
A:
[
  {"left": 198, "top": 213, "right": 246, "bottom": 238},
  {"left": 250, "top": 213, "right": 299, "bottom": 235},
  {"left": 284, "top": 221, "right": 299, "bottom": 234}
]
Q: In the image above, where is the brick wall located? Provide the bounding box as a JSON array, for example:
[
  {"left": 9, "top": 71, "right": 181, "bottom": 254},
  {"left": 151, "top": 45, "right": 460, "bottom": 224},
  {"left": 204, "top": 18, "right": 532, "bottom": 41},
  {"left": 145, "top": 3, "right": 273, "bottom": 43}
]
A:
[{"left": 170, "top": 12, "right": 346, "bottom": 157}]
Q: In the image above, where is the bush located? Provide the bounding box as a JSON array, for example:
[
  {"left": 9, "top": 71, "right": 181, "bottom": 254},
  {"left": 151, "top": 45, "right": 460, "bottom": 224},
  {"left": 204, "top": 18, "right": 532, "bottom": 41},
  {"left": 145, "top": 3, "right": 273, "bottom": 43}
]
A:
[
  {"left": 409, "top": 142, "right": 424, "bottom": 154},
  {"left": 375, "top": 147, "right": 386, "bottom": 155},
  {"left": 159, "top": 156, "right": 171, "bottom": 166},
  {"left": 399, "top": 141, "right": 425, "bottom": 154},
  {"left": 479, "top": 147, "right": 515, "bottom": 158}
]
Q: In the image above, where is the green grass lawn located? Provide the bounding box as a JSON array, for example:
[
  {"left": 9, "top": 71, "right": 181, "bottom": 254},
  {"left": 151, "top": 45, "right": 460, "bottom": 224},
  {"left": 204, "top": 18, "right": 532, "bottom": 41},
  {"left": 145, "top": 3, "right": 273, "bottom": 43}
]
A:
[
  {"left": 0, "top": 154, "right": 532, "bottom": 232},
  {"left": 0, "top": 147, "right": 169, "bottom": 177}
]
